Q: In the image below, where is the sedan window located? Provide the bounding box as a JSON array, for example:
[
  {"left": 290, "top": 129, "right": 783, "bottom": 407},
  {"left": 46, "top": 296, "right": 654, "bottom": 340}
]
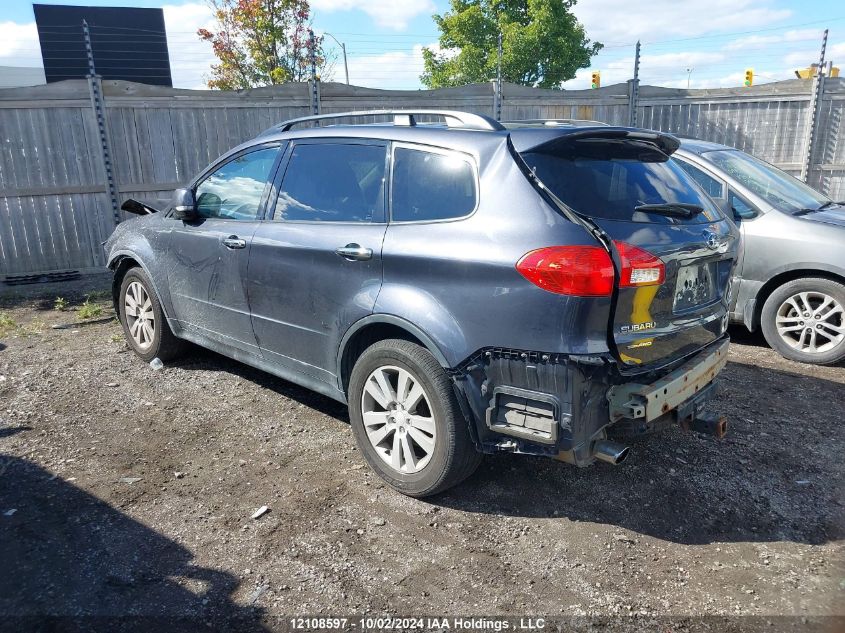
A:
[
  {"left": 704, "top": 149, "right": 829, "bottom": 214},
  {"left": 675, "top": 158, "right": 725, "bottom": 199},
  {"left": 195, "top": 147, "right": 280, "bottom": 220},
  {"left": 729, "top": 189, "right": 758, "bottom": 220}
]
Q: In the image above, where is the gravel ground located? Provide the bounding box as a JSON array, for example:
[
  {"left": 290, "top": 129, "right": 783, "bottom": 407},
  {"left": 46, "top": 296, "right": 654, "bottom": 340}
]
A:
[{"left": 0, "top": 277, "right": 843, "bottom": 631}]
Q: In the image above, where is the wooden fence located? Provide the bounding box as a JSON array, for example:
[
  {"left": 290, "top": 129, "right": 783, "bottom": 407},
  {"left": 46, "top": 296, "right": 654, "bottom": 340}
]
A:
[{"left": 1, "top": 77, "right": 843, "bottom": 279}]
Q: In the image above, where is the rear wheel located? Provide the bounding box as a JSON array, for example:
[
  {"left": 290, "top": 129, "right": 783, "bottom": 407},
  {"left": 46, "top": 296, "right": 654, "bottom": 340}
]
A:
[
  {"left": 118, "top": 267, "right": 186, "bottom": 363},
  {"left": 761, "top": 277, "right": 845, "bottom": 365},
  {"left": 348, "top": 339, "right": 481, "bottom": 497}
]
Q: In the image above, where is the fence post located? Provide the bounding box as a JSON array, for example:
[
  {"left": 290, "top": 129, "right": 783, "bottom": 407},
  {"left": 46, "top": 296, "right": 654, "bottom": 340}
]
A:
[
  {"left": 83, "top": 20, "right": 120, "bottom": 227},
  {"left": 494, "top": 32, "right": 503, "bottom": 121},
  {"left": 308, "top": 29, "right": 321, "bottom": 116},
  {"left": 818, "top": 61, "right": 839, "bottom": 196},
  {"left": 800, "top": 29, "right": 828, "bottom": 184},
  {"left": 627, "top": 40, "right": 641, "bottom": 127}
]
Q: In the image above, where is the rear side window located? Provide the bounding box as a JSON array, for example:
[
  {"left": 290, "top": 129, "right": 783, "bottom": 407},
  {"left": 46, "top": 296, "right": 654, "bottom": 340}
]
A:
[
  {"left": 522, "top": 140, "right": 723, "bottom": 224},
  {"left": 275, "top": 143, "right": 386, "bottom": 222},
  {"left": 391, "top": 147, "right": 476, "bottom": 222}
]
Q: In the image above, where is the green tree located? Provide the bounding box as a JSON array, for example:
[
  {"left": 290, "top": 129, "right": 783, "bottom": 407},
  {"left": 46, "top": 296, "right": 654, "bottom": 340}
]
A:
[
  {"left": 198, "top": 0, "right": 326, "bottom": 90},
  {"left": 422, "top": 0, "right": 601, "bottom": 89}
]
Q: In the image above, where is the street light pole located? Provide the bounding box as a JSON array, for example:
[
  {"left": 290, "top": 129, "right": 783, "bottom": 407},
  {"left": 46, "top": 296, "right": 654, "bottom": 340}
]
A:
[{"left": 322, "top": 32, "right": 349, "bottom": 85}]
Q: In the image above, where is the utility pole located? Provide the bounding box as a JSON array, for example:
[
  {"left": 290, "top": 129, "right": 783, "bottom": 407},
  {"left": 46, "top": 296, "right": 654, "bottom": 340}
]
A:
[
  {"left": 494, "top": 31, "right": 503, "bottom": 121},
  {"left": 628, "top": 40, "right": 640, "bottom": 127},
  {"left": 323, "top": 32, "right": 349, "bottom": 85},
  {"left": 801, "top": 28, "right": 828, "bottom": 183},
  {"left": 308, "top": 29, "right": 321, "bottom": 115},
  {"left": 83, "top": 20, "right": 120, "bottom": 227}
]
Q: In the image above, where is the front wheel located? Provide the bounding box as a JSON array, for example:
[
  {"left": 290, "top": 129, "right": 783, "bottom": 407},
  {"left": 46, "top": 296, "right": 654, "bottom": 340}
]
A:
[
  {"left": 347, "top": 339, "right": 481, "bottom": 497},
  {"left": 761, "top": 277, "right": 845, "bottom": 365},
  {"left": 118, "top": 267, "right": 186, "bottom": 363}
]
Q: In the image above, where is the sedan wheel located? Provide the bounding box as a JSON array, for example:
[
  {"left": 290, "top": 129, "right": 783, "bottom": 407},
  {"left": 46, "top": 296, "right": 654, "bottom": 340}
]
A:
[
  {"left": 761, "top": 277, "right": 845, "bottom": 365},
  {"left": 124, "top": 281, "right": 156, "bottom": 351},
  {"left": 775, "top": 291, "right": 844, "bottom": 354},
  {"left": 361, "top": 365, "right": 437, "bottom": 474}
]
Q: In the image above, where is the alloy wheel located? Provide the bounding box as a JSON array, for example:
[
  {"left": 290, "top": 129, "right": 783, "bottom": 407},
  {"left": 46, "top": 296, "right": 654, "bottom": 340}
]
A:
[
  {"left": 124, "top": 281, "right": 156, "bottom": 351},
  {"left": 775, "top": 291, "right": 844, "bottom": 354},
  {"left": 360, "top": 365, "right": 437, "bottom": 474}
]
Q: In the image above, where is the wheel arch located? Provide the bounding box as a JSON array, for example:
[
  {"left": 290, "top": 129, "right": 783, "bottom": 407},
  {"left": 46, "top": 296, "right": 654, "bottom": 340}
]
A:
[
  {"left": 108, "top": 252, "right": 170, "bottom": 320},
  {"left": 753, "top": 268, "right": 845, "bottom": 330},
  {"left": 337, "top": 316, "right": 450, "bottom": 396}
]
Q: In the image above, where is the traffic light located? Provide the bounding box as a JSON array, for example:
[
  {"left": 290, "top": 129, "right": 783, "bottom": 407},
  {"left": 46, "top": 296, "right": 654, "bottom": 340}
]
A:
[
  {"left": 744, "top": 68, "right": 753, "bottom": 87},
  {"left": 591, "top": 71, "right": 600, "bottom": 89}
]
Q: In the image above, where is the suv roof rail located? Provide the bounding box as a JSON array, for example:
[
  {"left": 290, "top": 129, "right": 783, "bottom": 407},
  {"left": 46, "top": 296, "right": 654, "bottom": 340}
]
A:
[
  {"left": 266, "top": 110, "right": 506, "bottom": 133},
  {"left": 504, "top": 119, "right": 611, "bottom": 128}
]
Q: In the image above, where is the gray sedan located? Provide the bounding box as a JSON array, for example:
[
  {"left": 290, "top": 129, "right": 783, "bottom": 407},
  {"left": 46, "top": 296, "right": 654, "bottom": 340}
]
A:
[{"left": 674, "top": 140, "right": 845, "bottom": 365}]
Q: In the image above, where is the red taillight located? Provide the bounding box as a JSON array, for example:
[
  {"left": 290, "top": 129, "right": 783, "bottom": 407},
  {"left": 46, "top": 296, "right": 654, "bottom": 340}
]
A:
[
  {"left": 516, "top": 242, "right": 664, "bottom": 296},
  {"left": 615, "top": 241, "right": 665, "bottom": 287},
  {"left": 516, "top": 245, "right": 614, "bottom": 296}
]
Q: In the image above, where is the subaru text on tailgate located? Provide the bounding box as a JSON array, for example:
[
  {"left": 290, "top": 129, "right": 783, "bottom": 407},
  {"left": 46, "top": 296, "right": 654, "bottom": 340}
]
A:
[{"left": 105, "top": 110, "right": 740, "bottom": 497}]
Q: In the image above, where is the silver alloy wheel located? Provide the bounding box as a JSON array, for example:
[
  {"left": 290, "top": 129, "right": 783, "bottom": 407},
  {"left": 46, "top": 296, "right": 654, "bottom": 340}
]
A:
[
  {"left": 124, "top": 280, "right": 156, "bottom": 351},
  {"left": 360, "top": 365, "right": 437, "bottom": 474},
  {"left": 776, "top": 291, "right": 844, "bottom": 354}
]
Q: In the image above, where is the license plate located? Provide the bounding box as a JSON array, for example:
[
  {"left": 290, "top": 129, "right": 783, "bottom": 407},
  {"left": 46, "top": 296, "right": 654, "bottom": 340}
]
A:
[{"left": 674, "top": 262, "right": 717, "bottom": 311}]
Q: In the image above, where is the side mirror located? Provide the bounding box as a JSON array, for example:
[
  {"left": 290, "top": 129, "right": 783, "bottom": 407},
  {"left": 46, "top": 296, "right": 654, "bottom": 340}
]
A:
[
  {"left": 732, "top": 205, "right": 757, "bottom": 221},
  {"left": 171, "top": 188, "right": 197, "bottom": 221},
  {"left": 714, "top": 198, "right": 735, "bottom": 219},
  {"left": 722, "top": 194, "right": 757, "bottom": 220}
]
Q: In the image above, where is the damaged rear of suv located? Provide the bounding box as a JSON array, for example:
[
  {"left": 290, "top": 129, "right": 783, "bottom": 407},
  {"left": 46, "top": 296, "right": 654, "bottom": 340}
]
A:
[
  {"left": 462, "top": 125, "right": 739, "bottom": 470},
  {"left": 357, "top": 121, "right": 738, "bottom": 495},
  {"left": 106, "top": 111, "right": 739, "bottom": 498}
]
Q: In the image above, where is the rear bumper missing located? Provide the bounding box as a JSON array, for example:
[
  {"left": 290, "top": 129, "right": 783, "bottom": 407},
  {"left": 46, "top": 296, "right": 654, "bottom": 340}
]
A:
[
  {"left": 606, "top": 339, "right": 729, "bottom": 424},
  {"left": 451, "top": 337, "right": 730, "bottom": 466}
]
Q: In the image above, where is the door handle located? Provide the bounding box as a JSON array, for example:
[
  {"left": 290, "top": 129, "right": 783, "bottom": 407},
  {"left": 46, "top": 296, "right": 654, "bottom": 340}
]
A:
[
  {"left": 335, "top": 243, "right": 373, "bottom": 261},
  {"left": 222, "top": 235, "right": 247, "bottom": 249}
]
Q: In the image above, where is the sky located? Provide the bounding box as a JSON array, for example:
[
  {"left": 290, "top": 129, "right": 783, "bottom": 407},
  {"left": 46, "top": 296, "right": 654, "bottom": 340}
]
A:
[{"left": 0, "top": 0, "right": 843, "bottom": 91}]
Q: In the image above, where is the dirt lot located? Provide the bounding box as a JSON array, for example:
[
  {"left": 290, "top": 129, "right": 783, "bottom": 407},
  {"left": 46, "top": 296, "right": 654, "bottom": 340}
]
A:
[{"left": 0, "top": 277, "right": 843, "bottom": 631}]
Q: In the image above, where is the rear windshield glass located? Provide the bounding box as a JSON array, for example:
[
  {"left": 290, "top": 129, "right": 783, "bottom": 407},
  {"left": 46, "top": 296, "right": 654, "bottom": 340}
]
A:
[{"left": 522, "top": 139, "right": 723, "bottom": 224}]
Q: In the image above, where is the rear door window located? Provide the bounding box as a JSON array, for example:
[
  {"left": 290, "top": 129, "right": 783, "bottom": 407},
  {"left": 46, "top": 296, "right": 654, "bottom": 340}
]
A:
[
  {"left": 274, "top": 142, "right": 387, "bottom": 222},
  {"left": 522, "top": 140, "right": 723, "bottom": 224},
  {"left": 391, "top": 147, "right": 477, "bottom": 222}
]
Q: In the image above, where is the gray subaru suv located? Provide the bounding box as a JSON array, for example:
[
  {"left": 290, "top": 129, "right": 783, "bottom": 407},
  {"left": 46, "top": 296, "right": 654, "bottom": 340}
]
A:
[{"left": 105, "top": 111, "right": 739, "bottom": 497}]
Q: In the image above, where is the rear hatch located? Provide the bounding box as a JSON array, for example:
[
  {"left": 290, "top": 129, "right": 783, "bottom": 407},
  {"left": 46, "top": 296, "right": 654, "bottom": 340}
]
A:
[{"left": 516, "top": 128, "right": 739, "bottom": 368}]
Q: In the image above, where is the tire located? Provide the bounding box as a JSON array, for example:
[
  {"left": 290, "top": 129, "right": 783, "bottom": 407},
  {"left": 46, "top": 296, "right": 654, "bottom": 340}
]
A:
[
  {"left": 118, "top": 267, "right": 186, "bottom": 363},
  {"left": 760, "top": 277, "right": 845, "bottom": 365},
  {"left": 347, "top": 339, "right": 482, "bottom": 497}
]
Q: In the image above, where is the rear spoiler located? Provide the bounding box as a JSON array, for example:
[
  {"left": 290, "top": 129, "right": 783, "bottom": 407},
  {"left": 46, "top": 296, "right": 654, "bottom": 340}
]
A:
[
  {"left": 121, "top": 198, "right": 161, "bottom": 216},
  {"left": 513, "top": 127, "right": 681, "bottom": 156}
]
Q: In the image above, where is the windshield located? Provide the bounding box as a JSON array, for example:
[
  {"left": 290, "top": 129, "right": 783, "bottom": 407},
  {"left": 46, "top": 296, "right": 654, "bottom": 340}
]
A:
[
  {"left": 703, "top": 149, "right": 829, "bottom": 214},
  {"left": 521, "top": 139, "right": 723, "bottom": 224}
]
